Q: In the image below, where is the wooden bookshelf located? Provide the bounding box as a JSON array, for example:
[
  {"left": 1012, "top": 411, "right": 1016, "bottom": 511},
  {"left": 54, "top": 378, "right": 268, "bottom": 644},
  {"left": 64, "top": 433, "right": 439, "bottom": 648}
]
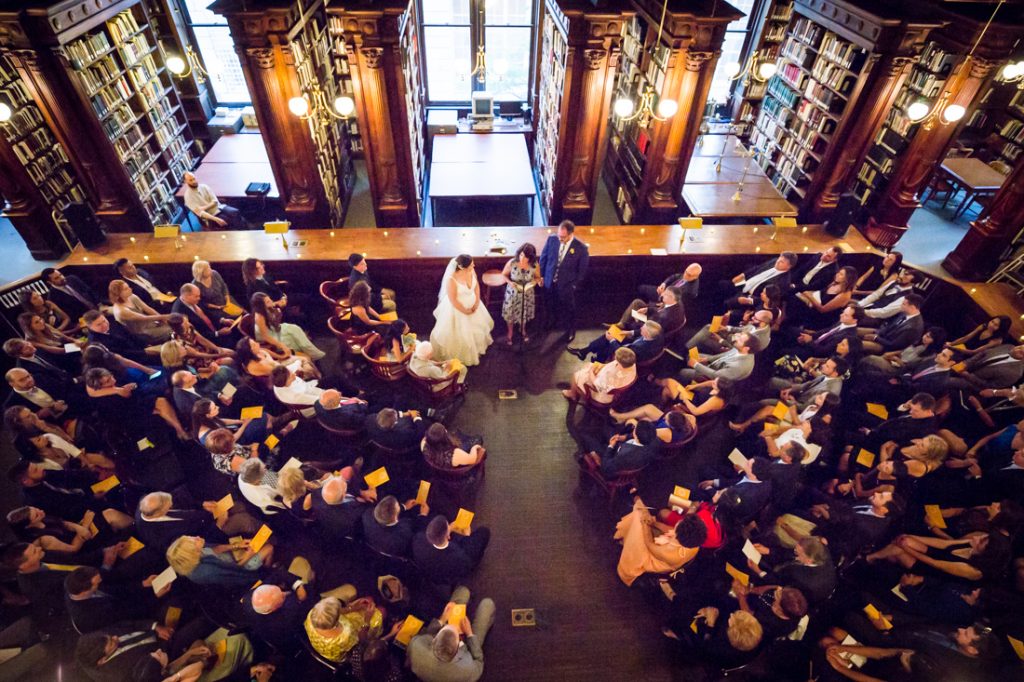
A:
[
  {"left": 960, "top": 80, "right": 1024, "bottom": 167},
  {"left": 64, "top": 5, "right": 198, "bottom": 225},
  {"left": 326, "top": 21, "right": 363, "bottom": 158},
  {"left": 535, "top": 3, "right": 568, "bottom": 223},
  {"left": 293, "top": 10, "right": 356, "bottom": 228},
  {"left": 399, "top": 4, "right": 426, "bottom": 220},
  {"left": 734, "top": 0, "right": 794, "bottom": 138},
  {"left": 851, "top": 41, "right": 955, "bottom": 212}
]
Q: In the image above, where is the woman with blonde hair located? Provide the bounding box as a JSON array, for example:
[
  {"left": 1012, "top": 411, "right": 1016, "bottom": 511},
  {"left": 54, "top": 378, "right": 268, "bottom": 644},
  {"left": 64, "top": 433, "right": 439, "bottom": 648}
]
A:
[
  {"left": 160, "top": 339, "right": 237, "bottom": 396},
  {"left": 18, "top": 312, "right": 80, "bottom": 368},
  {"left": 304, "top": 595, "right": 383, "bottom": 663},
  {"left": 277, "top": 465, "right": 318, "bottom": 520},
  {"left": 192, "top": 259, "right": 242, "bottom": 317},
  {"left": 563, "top": 346, "right": 637, "bottom": 404},
  {"left": 166, "top": 534, "right": 271, "bottom": 589},
  {"left": 108, "top": 278, "right": 172, "bottom": 343}
]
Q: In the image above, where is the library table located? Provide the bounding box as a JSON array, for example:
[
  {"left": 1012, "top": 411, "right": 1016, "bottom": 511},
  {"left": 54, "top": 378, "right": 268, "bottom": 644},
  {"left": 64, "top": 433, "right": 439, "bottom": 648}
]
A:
[
  {"left": 431, "top": 134, "right": 528, "bottom": 164},
  {"left": 201, "top": 133, "right": 271, "bottom": 164},
  {"left": 940, "top": 157, "right": 1007, "bottom": 218},
  {"left": 686, "top": 155, "right": 771, "bottom": 184},
  {"left": 682, "top": 182, "right": 798, "bottom": 220},
  {"left": 692, "top": 134, "right": 748, "bottom": 157}
]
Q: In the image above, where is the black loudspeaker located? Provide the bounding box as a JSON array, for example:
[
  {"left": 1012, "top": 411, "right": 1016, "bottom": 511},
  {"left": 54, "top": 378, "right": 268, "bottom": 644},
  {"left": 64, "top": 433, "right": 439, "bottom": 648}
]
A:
[
  {"left": 63, "top": 202, "right": 107, "bottom": 249},
  {"left": 824, "top": 193, "right": 859, "bottom": 237}
]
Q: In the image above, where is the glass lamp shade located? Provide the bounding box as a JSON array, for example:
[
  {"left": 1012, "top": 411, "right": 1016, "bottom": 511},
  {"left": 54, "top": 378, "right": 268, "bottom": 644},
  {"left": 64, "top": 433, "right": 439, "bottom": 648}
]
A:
[
  {"left": 288, "top": 96, "right": 310, "bottom": 117},
  {"left": 166, "top": 56, "right": 186, "bottom": 75},
  {"left": 656, "top": 98, "right": 678, "bottom": 119},
  {"left": 906, "top": 101, "right": 931, "bottom": 122},
  {"left": 724, "top": 62, "right": 742, "bottom": 78},
  {"left": 334, "top": 96, "right": 355, "bottom": 117},
  {"left": 757, "top": 62, "right": 778, "bottom": 80},
  {"left": 0, "top": 102, "right": 11, "bottom": 122},
  {"left": 1002, "top": 62, "right": 1022, "bottom": 80},
  {"left": 941, "top": 104, "right": 966, "bottom": 124},
  {"left": 613, "top": 98, "right": 635, "bottom": 118}
]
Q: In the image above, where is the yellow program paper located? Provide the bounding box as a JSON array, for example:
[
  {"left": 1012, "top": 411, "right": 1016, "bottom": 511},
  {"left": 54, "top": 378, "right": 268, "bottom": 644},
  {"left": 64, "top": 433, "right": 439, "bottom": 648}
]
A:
[
  {"left": 673, "top": 485, "right": 691, "bottom": 501},
  {"left": 447, "top": 603, "right": 467, "bottom": 626},
  {"left": 119, "top": 536, "right": 145, "bottom": 559},
  {"left": 771, "top": 401, "right": 790, "bottom": 421},
  {"left": 249, "top": 525, "right": 273, "bottom": 552},
  {"left": 924, "top": 505, "right": 947, "bottom": 529},
  {"left": 91, "top": 475, "right": 120, "bottom": 494},
  {"left": 725, "top": 562, "right": 750, "bottom": 586},
  {"left": 364, "top": 467, "right": 390, "bottom": 489},
  {"left": 607, "top": 325, "right": 628, "bottom": 343},
  {"left": 214, "top": 493, "right": 234, "bottom": 519},
  {"left": 709, "top": 316, "right": 723, "bottom": 333},
  {"left": 395, "top": 615, "right": 424, "bottom": 646},
  {"left": 264, "top": 434, "right": 280, "bottom": 449},
  {"left": 451, "top": 508, "right": 474, "bottom": 534},
  {"left": 416, "top": 480, "right": 431, "bottom": 506},
  {"left": 856, "top": 449, "right": 876, "bottom": 468},
  {"left": 865, "top": 403, "right": 889, "bottom": 420}
]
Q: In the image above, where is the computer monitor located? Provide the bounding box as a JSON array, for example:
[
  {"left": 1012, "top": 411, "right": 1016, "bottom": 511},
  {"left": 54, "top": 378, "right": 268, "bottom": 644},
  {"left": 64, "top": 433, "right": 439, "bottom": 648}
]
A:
[
  {"left": 470, "top": 92, "right": 494, "bottom": 119},
  {"left": 497, "top": 100, "right": 522, "bottom": 117}
]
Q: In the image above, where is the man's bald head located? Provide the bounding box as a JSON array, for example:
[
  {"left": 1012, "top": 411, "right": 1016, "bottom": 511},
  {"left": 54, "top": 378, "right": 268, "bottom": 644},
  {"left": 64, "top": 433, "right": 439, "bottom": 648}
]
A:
[
  {"left": 252, "top": 584, "right": 286, "bottom": 614},
  {"left": 321, "top": 476, "right": 348, "bottom": 504},
  {"left": 684, "top": 263, "right": 702, "bottom": 280},
  {"left": 5, "top": 368, "right": 33, "bottom": 391},
  {"left": 752, "top": 310, "right": 774, "bottom": 326},
  {"left": 320, "top": 389, "right": 342, "bottom": 409}
]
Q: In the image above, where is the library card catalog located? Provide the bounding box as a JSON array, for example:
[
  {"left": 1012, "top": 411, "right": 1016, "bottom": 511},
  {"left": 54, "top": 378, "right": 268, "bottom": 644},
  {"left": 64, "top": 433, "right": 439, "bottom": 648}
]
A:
[
  {"left": 709, "top": 316, "right": 724, "bottom": 334},
  {"left": 856, "top": 449, "right": 876, "bottom": 468},
  {"left": 364, "top": 467, "right": 390, "bottom": 489},
  {"left": 724, "top": 562, "right": 749, "bottom": 586},
  {"left": 447, "top": 603, "right": 467, "bottom": 626},
  {"left": 451, "top": 508, "right": 474, "bottom": 533},
  {"left": 240, "top": 406, "right": 263, "bottom": 420},
  {"left": 249, "top": 525, "right": 273, "bottom": 552},
  {"left": 865, "top": 403, "right": 889, "bottom": 420},
  {"left": 214, "top": 493, "right": 234, "bottom": 519},
  {"left": 416, "top": 480, "right": 431, "bottom": 506},
  {"left": 152, "top": 566, "right": 176, "bottom": 595},
  {"left": 924, "top": 505, "right": 947, "bottom": 529},
  {"left": 91, "top": 475, "right": 120, "bottom": 494},
  {"left": 395, "top": 615, "right": 425, "bottom": 646},
  {"left": 118, "top": 536, "right": 145, "bottom": 559}
]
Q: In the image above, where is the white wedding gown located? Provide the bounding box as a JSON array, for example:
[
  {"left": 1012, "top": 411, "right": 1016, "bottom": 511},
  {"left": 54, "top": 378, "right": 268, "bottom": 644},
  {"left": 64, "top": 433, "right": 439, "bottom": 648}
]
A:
[{"left": 430, "top": 274, "right": 494, "bottom": 366}]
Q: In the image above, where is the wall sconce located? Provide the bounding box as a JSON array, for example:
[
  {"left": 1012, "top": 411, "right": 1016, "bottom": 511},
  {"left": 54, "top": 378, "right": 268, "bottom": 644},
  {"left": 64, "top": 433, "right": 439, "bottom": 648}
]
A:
[
  {"left": 612, "top": 0, "right": 677, "bottom": 128},
  {"left": 0, "top": 102, "right": 11, "bottom": 123},
  {"left": 724, "top": 50, "right": 778, "bottom": 85},
  {"left": 166, "top": 46, "right": 209, "bottom": 84},
  {"left": 906, "top": 90, "right": 966, "bottom": 130},
  {"left": 288, "top": 83, "right": 355, "bottom": 123},
  {"left": 998, "top": 59, "right": 1024, "bottom": 88}
]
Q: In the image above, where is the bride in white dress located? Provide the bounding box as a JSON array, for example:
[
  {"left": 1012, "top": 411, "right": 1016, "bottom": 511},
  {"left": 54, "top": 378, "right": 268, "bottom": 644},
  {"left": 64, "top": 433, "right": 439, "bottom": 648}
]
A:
[{"left": 429, "top": 254, "right": 494, "bottom": 366}]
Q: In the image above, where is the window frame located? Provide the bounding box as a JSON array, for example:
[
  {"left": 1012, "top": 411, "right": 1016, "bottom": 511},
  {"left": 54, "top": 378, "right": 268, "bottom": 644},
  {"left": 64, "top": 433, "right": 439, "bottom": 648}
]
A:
[
  {"left": 178, "top": 0, "right": 252, "bottom": 108},
  {"left": 417, "top": 0, "right": 538, "bottom": 108}
]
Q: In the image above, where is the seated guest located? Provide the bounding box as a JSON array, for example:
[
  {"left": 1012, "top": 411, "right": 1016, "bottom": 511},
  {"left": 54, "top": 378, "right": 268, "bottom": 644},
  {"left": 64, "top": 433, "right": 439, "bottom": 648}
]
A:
[
  {"left": 312, "top": 475, "right": 367, "bottom": 540},
  {"left": 615, "top": 285, "right": 686, "bottom": 335},
  {"left": 379, "top": 319, "right": 414, "bottom": 362},
  {"left": 64, "top": 566, "right": 165, "bottom": 634},
  {"left": 114, "top": 257, "right": 174, "bottom": 307},
  {"left": 789, "top": 265, "right": 859, "bottom": 330},
  {"left": 733, "top": 583, "right": 808, "bottom": 642},
  {"left": 192, "top": 399, "right": 293, "bottom": 447},
  {"left": 73, "top": 624, "right": 170, "bottom": 681},
  {"left": 272, "top": 363, "right": 324, "bottom": 406},
  {"left": 237, "top": 458, "right": 286, "bottom": 516},
  {"left": 581, "top": 420, "right": 661, "bottom": 476},
  {"left": 136, "top": 491, "right": 258, "bottom": 549},
  {"left": 241, "top": 583, "right": 310, "bottom": 653},
  {"left": 769, "top": 356, "right": 847, "bottom": 402},
  {"left": 7, "top": 460, "right": 132, "bottom": 531},
  {"left": 853, "top": 250, "right": 902, "bottom": 295},
  {"left": 18, "top": 312, "right": 81, "bottom": 370},
  {"left": 888, "top": 347, "right": 961, "bottom": 400},
  {"left": 860, "top": 293, "right": 925, "bottom": 354},
  {"left": 242, "top": 258, "right": 287, "bottom": 309},
  {"left": 277, "top": 466, "right": 316, "bottom": 521},
  {"left": 314, "top": 388, "right": 369, "bottom": 430},
  {"left": 409, "top": 340, "right": 467, "bottom": 391},
  {"left": 856, "top": 267, "right": 917, "bottom": 322},
  {"left": 192, "top": 259, "right": 242, "bottom": 317},
  {"left": 251, "top": 292, "right": 325, "bottom": 361},
  {"left": 84, "top": 367, "right": 189, "bottom": 441},
  {"left": 611, "top": 405, "right": 698, "bottom": 446},
  {"left": 789, "top": 246, "right": 841, "bottom": 293},
  {"left": 808, "top": 490, "right": 903, "bottom": 561},
  {"left": 958, "top": 343, "right": 1024, "bottom": 390},
  {"left": 786, "top": 304, "right": 864, "bottom": 360},
  {"left": 162, "top": 342, "right": 236, "bottom": 405},
  {"left": 857, "top": 326, "right": 946, "bottom": 381},
  {"left": 688, "top": 309, "right": 774, "bottom": 355},
  {"left": 167, "top": 314, "right": 234, "bottom": 369},
  {"left": 4, "top": 367, "right": 74, "bottom": 421},
  {"left": 366, "top": 407, "right": 428, "bottom": 451},
  {"left": 235, "top": 337, "right": 281, "bottom": 383},
  {"left": 172, "top": 283, "right": 235, "bottom": 341},
  {"left": 636, "top": 262, "right": 702, "bottom": 311},
  {"left": 42, "top": 267, "right": 99, "bottom": 320},
  {"left": 773, "top": 336, "right": 860, "bottom": 385},
  {"left": 412, "top": 515, "right": 490, "bottom": 583},
  {"left": 108, "top": 279, "right": 172, "bottom": 344},
  {"left": 562, "top": 347, "right": 637, "bottom": 404},
  {"left": 423, "top": 422, "right": 485, "bottom": 469},
  {"left": 866, "top": 530, "right": 1011, "bottom": 582},
  {"left": 667, "top": 606, "right": 763, "bottom": 669},
  {"left": 166, "top": 533, "right": 271, "bottom": 590},
  {"left": 305, "top": 596, "right": 383, "bottom": 663},
  {"left": 348, "top": 280, "right": 390, "bottom": 334},
  {"left": 720, "top": 252, "right": 797, "bottom": 316},
  {"left": 756, "top": 536, "right": 836, "bottom": 604},
  {"left": 10, "top": 422, "right": 114, "bottom": 476},
  {"left": 362, "top": 495, "right": 430, "bottom": 557},
  {"left": 407, "top": 587, "right": 495, "bottom": 682},
  {"left": 568, "top": 319, "right": 663, "bottom": 363},
  {"left": 4, "top": 337, "right": 73, "bottom": 386},
  {"left": 204, "top": 428, "right": 262, "bottom": 477},
  {"left": 7, "top": 505, "right": 93, "bottom": 555},
  {"left": 21, "top": 288, "right": 71, "bottom": 331},
  {"left": 612, "top": 498, "right": 706, "bottom": 586},
  {"left": 84, "top": 310, "right": 151, "bottom": 363},
  {"left": 348, "top": 253, "right": 396, "bottom": 312},
  {"left": 182, "top": 170, "right": 246, "bottom": 229},
  {"left": 948, "top": 315, "right": 1011, "bottom": 358},
  {"left": 678, "top": 332, "right": 755, "bottom": 384}
]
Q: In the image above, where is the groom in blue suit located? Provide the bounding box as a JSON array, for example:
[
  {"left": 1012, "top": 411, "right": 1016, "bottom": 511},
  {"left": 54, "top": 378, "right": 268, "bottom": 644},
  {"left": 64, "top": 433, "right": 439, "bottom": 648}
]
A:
[{"left": 539, "top": 220, "right": 590, "bottom": 342}]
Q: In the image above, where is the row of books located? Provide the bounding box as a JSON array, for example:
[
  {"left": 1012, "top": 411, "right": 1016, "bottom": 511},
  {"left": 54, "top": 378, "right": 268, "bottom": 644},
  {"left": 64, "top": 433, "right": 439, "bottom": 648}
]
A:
[
  {"left": 153, "top": 118, "right": 183, "bottom": 148},
  {"left": 107, "top": 9, "right": 142, "bottom": 43},
  {"left": 766, "top": 77, "right": 800, "bottom": 110},
  {"left": 10, "top": 128, "right": 56, "bottom": 166},
  {"left": 3, "top": 105, "right": 42, "bottom": 137},
  {"left": 795, "top": 99, "right": 838, "bottom": 136},
  {"left": 90, "top": 80, "right": 131, "bottom": 118},
  {"left": 146, "top": 96, "right": 176, "bottom": 129},
  {"left": 79, "top": 55, "right": 121, "bottom": 96},
  {"left": 905, "top": 68, "right": 944, "bottom": 99},
  {"left": 811, "top": 59, "right": 855, "bottom": 96},
  {"left": 919, "top": 42, "right": 956, "bottom": 75},
  {"left": 819, "top": 32, "right": 866, "bottom": 72},
  {"left": 1000, "top": 119, "right": 1024, "bottom": 144},
  {"left": 65, "top": 33, "right": 112, "bottom": 69},
  {"left": 24, "top": 146, "right": 71, "bottom": 184},
  {"left": 120, "top": 34, "right": 153, "bottom": 68},
  {"left": 113, "top": 125, "right": 147, "bottom": 161},
  {"left": 789, "top": 16, "right": 825, "bottom": 48},
  {"left": 536, "top": 10, "right": 566, "bottom": 217},
  {"left": 128, "top": 54, "right": 160, "bottom": 92},
  {"left": 780, "top": 40, "right": 815, "bottom": 71},
  {"left": 40, "top": 173, "right": 86, "bottom": 207},
  {"left": 102, "top": 104, "right": 139, "bottom": 138}
]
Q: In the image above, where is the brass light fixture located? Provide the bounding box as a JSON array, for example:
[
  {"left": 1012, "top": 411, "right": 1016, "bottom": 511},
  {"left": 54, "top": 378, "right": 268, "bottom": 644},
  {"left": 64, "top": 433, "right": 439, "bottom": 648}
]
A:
[
  {"left": 166, "top": 46, "right": 210, "bottom": 84},
  {"left": 724, "top": 50, "right": 778, "bottom": 85},
  {"left": 613, "top": 0, "right": 678, "bottom": 128},
  {"left": 287, "top": 82, "right": 355, "bottom": 122}
]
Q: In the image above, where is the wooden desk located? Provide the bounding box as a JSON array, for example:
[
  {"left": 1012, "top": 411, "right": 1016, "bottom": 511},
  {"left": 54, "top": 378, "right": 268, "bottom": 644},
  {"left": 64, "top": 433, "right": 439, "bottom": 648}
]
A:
[
  {"left": 686, "top": 155, "right": 769, "bottom": 184},
  {"left": 174, "top": 162, "right": 279, "bottom": 202},
  {"left": 202, "top": 133, "right": 271, "bottom": 164},
  {"left": 455, "top": 118, "right": 532, "bottom": 134},
  {"left": 693, "top": 134, "right": 748, "bottom": 157},
  {"left": 431, "top": 134, "right": 529, "bottom": 164},
  {"left": 682, "top": 182, "right": 798, "bottom": 219},
  {"left": 941, "top": 157, "right": 1006, "bottom": 193}
]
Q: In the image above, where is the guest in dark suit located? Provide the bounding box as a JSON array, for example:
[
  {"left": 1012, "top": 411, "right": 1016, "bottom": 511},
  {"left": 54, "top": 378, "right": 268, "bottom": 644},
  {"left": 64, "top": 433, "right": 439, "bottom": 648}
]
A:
[
  {"left": 114, "top": 258, "right": 171, "bottom": 309},
  {"left": 366, "top": 407, "right": 428, "bottom": 451},
  {"left": 789, "top": 247, "right": 840, "bottom": 293},
  {"left": 42, "top": 267, "right": 99, "bottom": 320},
  {"left": 860, "top": 293, "right": 925, "bottom": 354},
  {"left": 315, "top": 389, "right": 369, "bottom": 432},
  {"left": 64, "top": 566, "right": 163, "bottom": 634},
  {"left": 83, "top": 311, "right": 150, "bottom": 363},
  {"left": 311, "top": 476, "right": 368, "bottom": 540},
  {"left": 759, "top": 536, "right": 836, "bottom": 604},
  {"left": 74, "top": 622, "right": 170, "bottom": 681},
  {"left": 890, "top": 347, "right": 963, "bottom": 401},
  {"left": 4, "top": 338, "right": 73, "bottom": 387},
  {"left": 240, "top": 583, "right": 309, "bottom": 653},
  {"left": 808, "top": 490, "right": 903, "bottom": 561},
  {"left": 3, "top": 542, "right": 82, "bottom": 625},
  {"left": 348, "top": 253, "right": 396, "bottom": 312},
  {"left": 538, "top": 220, "right": 590, "bottom": 342},
  {"left": 960, "top": 344, "right": 1024, "bottom": 390},
  {"left": 636, "top": 263, "right": 702, "bottom": 313},
  {"left": 172, "top": 283, "right": 235, "bottom": 342},
  {"left": 615, "top": 285, "right": 687, "bottom": 336},
  {"left": 786, "top": 305, "right": 865, "bottom": 360},
  {"left": 4, "top": 367, "right": 74, "bottom": 420},
  {"left": 412, "top": 515, "right": 490, "bottom": 584},
  {"left": 581, "top": 420, "right": 661, "bottom": 476},
  {"left": 568, "top": 319, "right": 664, "bottom": 364},
  {"left": 135, "top": 492, "right": 219, "bottom": 550},
  {"left": 720, "top": 253, "right": 798, "bottom": 316},
  {"left": 361, "top": 495, "right": 430, "bottom": 557}
]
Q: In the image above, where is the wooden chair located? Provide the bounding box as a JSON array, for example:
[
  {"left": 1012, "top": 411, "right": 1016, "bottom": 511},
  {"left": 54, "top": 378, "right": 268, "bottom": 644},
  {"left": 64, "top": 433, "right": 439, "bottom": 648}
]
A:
[
  {"left": 327, "top": 315, "right": 373, "bottom": 356},
  {"left": 577, "top": 373, "right": 638, "bottom": 417},
  {"left": 316, "top": 415, "right": 365, "bottom": 441},
  {"left": 657, "top": 414, "right": 699, "bottom": 460},
  {"left": 319, "top": 278, "right": 351, "bottom": 315},
  {"left": 582, "top": 463, "right": 646, "bottom": 508},
  {"left": 425, "top": 450, "right": 487, "bottom": 492},
  {"left": 408, "top": 368, "right": 466, "bottom": 406},
  {"left": 637, "top": 347, "right": 666, "bottom": 371},
  {"left": 238, "top": 313, "right": 255, "bottom": 338},
  {"left": 361, "top": 333, "right": 409, "bottom": 382}
]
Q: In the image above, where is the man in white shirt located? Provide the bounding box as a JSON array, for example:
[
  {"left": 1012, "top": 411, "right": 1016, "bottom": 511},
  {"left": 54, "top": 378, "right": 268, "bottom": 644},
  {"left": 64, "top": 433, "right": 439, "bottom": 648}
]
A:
[
  {"left": 856, "top": 269, "right": 917, "bottom": 322},
  {"left": 114, "top": 258, "right": 175, "bottom": 306},
  {"left": 271, "top": 364, "right": 324, "bottom": 406},
  {"left": 181, "top": 171, "right": 245, "bottom": 230}
]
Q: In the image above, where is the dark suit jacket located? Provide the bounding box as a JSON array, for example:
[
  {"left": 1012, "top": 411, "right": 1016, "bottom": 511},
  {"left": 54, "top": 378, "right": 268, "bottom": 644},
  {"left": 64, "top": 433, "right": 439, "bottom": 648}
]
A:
[
  {"left": 17, "top": 354, "right": 71, "bottom": 386},
  {"left": 3, "top": 369, "right": 71, "bottom": 413},
  {"left": 658, "top": 274, "right": 700, "bottom": 303},
  {"left": 652, "top": 302, "right": 686, "bottom": 334},
  {"left": 791, "top": 258, "right": 838, "bottom": 293},
  {"left": 361, "top": 507, "right": 425, "bottom": 557},
  {"left": 239, "top": 592, "right": 307, "bottom": 652},
  {"left": 48, "top": 274, "right": 98, "bottom": 319},
  {"left": 752, "top": 458, "right": 803, "bottom": 511},
  {"left": 311, "top": 489, "right": 366, "bottom": 539},
  {"left": 807, "top": 323, "right": 859, "bottom": 357},
  {"left": 822, "top": 501, "right": 892, "bottom": 558},
  {"left": 23, "top": 480, "right": 94, "bottom": 520},
  {"left": 963, "top": 345, "right": 1024, "bottom": 389},
  {"left": 124, "top": 269, "right": 162, "bottom": 307},
  {"left": 66, "top": 587, "right": 157, "bottom": 634},
  {"left": 739, "top": 259, "right": 792, "bottom": 298},
  {"left": 87, "top": 320, "right": 149, "bottom": 363},
  {"left": 77, "top": 621, "right": 165, "bottom": 681},
  {"left": 135, "top": 508, "right": 214, "bottom": 550},
  {"left": 625, "top": 334, "right": 664, "bottom": 363},
  {"left": 539, "top": 235, "right": 589, "bottom": 289},
  {"left": 315, "top": 400, "right": 368, "bottom": 430},
  {"left": 874, "top": 313, "right": 924, "bottom": 352},
  {"left": 172, "top": 387, "right": 201, "bottom": 421},
  {"left": 411, "top": 532, "right": 478, "bottom": 583},
  {"left": 601, "top": 440, "right": 659, "bottom": 476},
  {"left": 171, "top": 298, "right": 222, "bottom": 337},
  {"left": 772, "top": 558, "right": 837, "bottom": 603},
  {"left": 366, "top": 413, "right": 427, "bottom": 451}
]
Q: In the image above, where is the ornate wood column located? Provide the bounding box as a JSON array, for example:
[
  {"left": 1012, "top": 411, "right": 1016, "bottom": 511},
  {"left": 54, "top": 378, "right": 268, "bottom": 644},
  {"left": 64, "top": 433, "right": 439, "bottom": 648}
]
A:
[
  {"left": 211, "top": 0, "right": 330, "bottom": 227},
  {"left": 332, "top": 1, "right": 420, "bottom": 228},
  {"left": 942, "top": 158, "right": 1024, "bottom": 280},
  {"left": 544, "top": 2, "right": 624, "bottom": 226},
  {"left": 0, "top": 142, "right": 69, "bottom": 258},
  {"left": 636, "top": 0, "right": 737, "bottom": 224}
]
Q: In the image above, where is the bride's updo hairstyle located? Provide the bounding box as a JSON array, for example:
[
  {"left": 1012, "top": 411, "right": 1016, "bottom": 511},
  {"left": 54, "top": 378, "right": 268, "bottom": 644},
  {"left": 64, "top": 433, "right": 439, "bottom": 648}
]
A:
[{"left": 455, "top": 254, "right": 473, "bottom": 270}]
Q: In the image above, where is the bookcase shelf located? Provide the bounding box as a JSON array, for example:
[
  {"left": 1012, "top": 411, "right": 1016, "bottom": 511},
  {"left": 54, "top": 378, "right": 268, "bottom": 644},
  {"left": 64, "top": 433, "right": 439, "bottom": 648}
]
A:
[
  {"left": 749, "top": 10, "right": 867, "bottom": 203},
  {"left": 535, "top": 4, "right": 567, "bottom": 222},
  {"left": 736, "top": 0, "right": 794, "bottom": 138},
  {"left": 325, "top": 16, "right": 363, "bottom": 159},
  {"left": 295, "top": 11, "right": 356, "bottom": 228},
  {"left": 852, "top": 41, "right": 954, "bottom": 210},
  {"left": 400, "top": 5, "right": 426, "bottom": 221},
  {"left": 62, "top": 4, "right": 197, "bottom": 226},
  {"left": 962, "top": 80, "right": 1024, "bottom": 166}
]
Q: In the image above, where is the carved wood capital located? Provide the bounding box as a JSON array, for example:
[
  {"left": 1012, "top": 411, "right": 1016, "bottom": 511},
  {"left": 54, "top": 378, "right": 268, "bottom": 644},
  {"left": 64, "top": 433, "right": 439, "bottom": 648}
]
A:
[
  {"left": 8, "top": 48, "right": 41, "bottom": 72},
  {"left": 246, "top": 47, "right": 276, "bottom": 69},
  {"left": 685, "top": 51, "right": 714, "bottom": 72},
  {"left": 361, "top": 47, "right": 384, "bottom": 69},
  {"left": 968, "top": 56, "right": 997, "bottom": 79},
  {"left": 582, "top": 49, "right": 605, "bottom": 70}
]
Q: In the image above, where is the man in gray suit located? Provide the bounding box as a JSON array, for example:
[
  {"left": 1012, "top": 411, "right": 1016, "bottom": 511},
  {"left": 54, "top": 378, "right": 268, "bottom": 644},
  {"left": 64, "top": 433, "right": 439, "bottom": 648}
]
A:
[
  {"left": 768, "top": 356, "right": 847, "bottom": 409},
  {"left": 407, "top": 585, "right": 495, "bottom": 682},
  {"left": 687, "top": 310, "right": 774, "bottom": 355},
  {"left": 961, "top": 344, "right": 1024, "bottom": 390},
  {"left": 679, "top": 332, "right": 755, "bottom": 383}
]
